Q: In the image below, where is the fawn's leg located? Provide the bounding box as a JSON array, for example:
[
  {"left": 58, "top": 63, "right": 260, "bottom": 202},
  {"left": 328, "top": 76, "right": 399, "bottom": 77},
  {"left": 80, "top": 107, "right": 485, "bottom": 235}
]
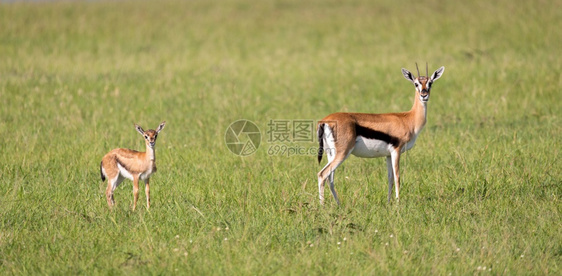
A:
[
  {"left": 133, "top": 176, "right": 140, "bottom": 211},
  {"left": 145, "top": 178, "right": 150, "bottom": 209}
]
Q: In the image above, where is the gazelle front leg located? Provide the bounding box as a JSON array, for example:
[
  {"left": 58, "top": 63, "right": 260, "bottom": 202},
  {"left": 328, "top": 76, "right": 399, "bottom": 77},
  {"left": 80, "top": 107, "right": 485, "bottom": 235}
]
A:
[
  {"left": 145, "top": 178, "right": 150, "bottom": 209},
  {"left": 390, "top": 148, "right": 402, "bottom": 201},
  {"left": 386, "top": 156, "right": 395, "bottom": 202},
  {"left": 133, "top": 176, "right": 140, "bottom": 211}
]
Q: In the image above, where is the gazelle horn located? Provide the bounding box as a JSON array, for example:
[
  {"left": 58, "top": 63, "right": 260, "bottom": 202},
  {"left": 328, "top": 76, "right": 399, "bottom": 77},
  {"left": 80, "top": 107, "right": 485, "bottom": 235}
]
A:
[{"left": 415, "top": 63, "right": 420, "bottom": 78}]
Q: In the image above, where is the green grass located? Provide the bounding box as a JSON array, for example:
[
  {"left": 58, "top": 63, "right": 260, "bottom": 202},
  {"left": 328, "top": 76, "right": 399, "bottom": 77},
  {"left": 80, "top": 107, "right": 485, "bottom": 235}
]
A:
[{"left": 1, "top": 0, "right": 560, "bottom": 274}]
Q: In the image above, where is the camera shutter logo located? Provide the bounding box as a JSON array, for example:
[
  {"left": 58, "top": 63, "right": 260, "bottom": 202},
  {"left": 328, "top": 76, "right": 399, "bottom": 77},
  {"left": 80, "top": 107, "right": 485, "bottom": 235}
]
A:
[{"left": 225, "top": 120, "right": 261, "bottom": 156}]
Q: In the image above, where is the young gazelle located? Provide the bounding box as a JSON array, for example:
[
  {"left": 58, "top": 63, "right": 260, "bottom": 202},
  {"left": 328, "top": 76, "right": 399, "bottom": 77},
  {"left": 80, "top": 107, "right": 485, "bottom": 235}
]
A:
[
  {"left": 317, "top": 64, "right": 444, "bottom": 205},
  {"left": 100, "top": 121, "right": 166, "bottom": 210}
]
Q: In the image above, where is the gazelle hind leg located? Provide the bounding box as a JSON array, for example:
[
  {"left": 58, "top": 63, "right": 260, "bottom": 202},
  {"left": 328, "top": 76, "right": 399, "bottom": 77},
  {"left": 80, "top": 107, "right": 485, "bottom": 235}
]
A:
[
  {"left": 105, "top": 181, "right": 114, "bottom": 207},
  {"left": 317, "top": 132, "right": 337, "bottom": 205},
  {"left": 324, "top": 137, "right": 342, "bottom": 204},
  {"left": 317, "top": 124, "right": 352, "bottom": 205},
  {"left": 318, "top": 174, "right": 326, "bottom": 204},
  {"left": 328, "top": 170, "right": 340, "bottom": 205},
  {"left": 317, "top": 151, "right": 352, "bottom": 205},
  {"left": 106, "top": 175, "right": 123, "bottom": 208},
  {"left": 317, "top": 162, "right": 336, "bottom": 205},
  {"left": 317, "top": 158, "right": 333, "bottom": 204}
]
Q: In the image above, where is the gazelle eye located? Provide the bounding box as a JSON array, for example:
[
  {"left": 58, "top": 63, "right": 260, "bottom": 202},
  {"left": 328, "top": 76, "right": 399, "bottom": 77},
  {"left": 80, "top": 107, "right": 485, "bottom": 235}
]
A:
[
  {"left": 414, "top": 83, "right": 419, "bottom": 87},
  {"left": 144, "top": 135, "right": 148, "bottom": 139}
]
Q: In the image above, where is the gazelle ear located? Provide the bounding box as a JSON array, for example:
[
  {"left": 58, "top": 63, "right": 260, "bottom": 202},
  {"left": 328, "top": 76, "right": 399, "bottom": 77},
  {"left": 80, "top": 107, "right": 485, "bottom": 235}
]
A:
[
  {"left": 135, "top": 124, "right": 145, "bottom": 135},
  {"left": 402, "top": 68, "right": 415, "bottom": 84},
  {"left": 430, "top": 66, "right": 445, "bottom": 81},
  {"left": 156, "top": 121, "right": 166, "bottom": 133}
]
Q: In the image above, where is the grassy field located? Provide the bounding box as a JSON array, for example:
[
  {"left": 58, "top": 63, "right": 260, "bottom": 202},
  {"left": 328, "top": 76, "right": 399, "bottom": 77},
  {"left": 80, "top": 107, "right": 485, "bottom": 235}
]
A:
[{"left": 0, "top": 0, "right": 560, "bottom": 274}]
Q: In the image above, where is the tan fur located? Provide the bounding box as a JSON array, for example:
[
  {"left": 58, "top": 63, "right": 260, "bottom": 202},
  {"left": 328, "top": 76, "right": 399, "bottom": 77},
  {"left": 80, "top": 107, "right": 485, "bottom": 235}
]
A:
[
  {"left": 317, "top": 66, "right": 444, "bottom": 204},
  {"left": 100, "top": 122, "right": 165, "bottom": 210}
]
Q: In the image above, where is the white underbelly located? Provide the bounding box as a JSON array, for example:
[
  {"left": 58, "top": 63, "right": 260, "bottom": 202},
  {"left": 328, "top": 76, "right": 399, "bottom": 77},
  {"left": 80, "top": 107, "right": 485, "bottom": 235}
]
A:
[
  {"left": 117, "top": 163, "right": 134, "bottom": 181},
  {"left": 118, "top": 163, "right": 155, "bottom": 181},
  {"left": 351, "top": 136, "right": 393, "bottom": 158}
]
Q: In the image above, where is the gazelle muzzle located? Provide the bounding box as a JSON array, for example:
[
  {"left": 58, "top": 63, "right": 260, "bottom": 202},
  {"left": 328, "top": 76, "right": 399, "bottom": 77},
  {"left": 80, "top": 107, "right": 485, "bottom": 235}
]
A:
[{"left": 419, "top": 88, "right": 430, "bottom": 102}]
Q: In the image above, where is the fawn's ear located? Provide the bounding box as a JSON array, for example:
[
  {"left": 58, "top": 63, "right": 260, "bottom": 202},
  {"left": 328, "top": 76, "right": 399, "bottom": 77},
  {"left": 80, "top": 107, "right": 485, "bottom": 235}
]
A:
[
  {"left": 402, "top": 68, "right": 415, "bottom": 84},
  {"left": 135, "top": 124, "right": 145, "bottom": 135},
  {"left": 156, "top": 121, "right": 166, "bottom": 133}
]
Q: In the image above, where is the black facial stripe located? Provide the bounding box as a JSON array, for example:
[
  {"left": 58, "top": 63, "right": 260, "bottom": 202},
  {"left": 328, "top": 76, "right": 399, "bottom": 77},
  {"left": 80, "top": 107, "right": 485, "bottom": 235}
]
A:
[{"left": 355, "top": 124, "right": 401, "bottom": 148}]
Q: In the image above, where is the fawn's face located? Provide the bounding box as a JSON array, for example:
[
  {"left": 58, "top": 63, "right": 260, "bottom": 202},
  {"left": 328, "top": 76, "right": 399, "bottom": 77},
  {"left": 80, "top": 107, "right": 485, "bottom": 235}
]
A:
[
  {"left": 142, "top": 130, "right": 159, "bottom": 148},
  {"left": 135, "top": 121, "right": 166, "bottom": 149}
]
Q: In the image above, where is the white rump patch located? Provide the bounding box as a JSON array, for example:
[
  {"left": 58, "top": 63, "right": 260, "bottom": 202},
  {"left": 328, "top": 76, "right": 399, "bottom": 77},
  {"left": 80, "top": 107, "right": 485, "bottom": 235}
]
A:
[{"left": 322, "top": 124, "right": 337, "bottom": 163}]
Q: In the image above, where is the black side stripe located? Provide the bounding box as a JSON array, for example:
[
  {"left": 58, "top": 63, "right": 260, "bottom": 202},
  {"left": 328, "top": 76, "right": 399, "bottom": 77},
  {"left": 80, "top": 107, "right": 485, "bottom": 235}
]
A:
[
  {"left": 115, "top": 156, "right": 132, "bottom": 172},
  {"left": 355, "top": 124, "right": 401, "bottom": 148}
]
